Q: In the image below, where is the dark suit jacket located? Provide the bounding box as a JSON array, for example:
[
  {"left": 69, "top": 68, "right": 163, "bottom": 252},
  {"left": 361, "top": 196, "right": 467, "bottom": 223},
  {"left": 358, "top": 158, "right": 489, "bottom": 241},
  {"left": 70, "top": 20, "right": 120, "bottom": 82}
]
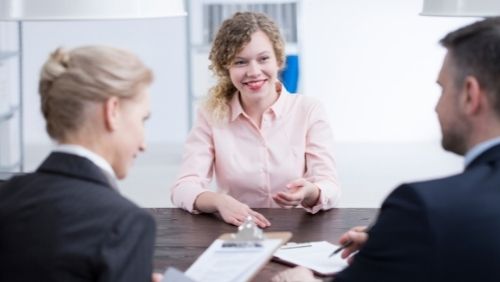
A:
[
  {"left": 336, "top": 144, "right": 500, "bottom": 282},
  {"left": 0, "top": 152, "right": 156, "bottom": 282}
]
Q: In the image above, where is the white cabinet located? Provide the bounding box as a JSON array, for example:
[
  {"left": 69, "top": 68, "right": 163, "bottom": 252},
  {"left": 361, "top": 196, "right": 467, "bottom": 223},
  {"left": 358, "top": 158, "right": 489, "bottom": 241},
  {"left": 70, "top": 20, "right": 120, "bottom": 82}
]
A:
[
  {"left": 186, "top": 0, "right": 301, "bottom": 127},
  {"left": 0, "top": 22, "right": 22, "bottom": 172}
]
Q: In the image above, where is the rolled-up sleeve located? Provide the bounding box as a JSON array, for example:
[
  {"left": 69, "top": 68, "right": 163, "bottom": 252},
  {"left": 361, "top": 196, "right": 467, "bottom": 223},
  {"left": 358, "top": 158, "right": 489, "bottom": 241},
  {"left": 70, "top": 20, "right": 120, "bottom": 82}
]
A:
[
  {"left": 171, "top": 109, "right": 215, "bottom": 213},
  {"left": 302, "top": 102, "right": 341, "bottom": 213}
]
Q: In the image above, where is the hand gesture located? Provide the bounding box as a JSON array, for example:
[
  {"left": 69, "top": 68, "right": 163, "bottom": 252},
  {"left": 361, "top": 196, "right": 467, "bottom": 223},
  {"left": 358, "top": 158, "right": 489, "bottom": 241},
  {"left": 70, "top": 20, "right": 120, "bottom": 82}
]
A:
[
  {"left": 273, "top": 178, "right": 320, "bottom": 208},
  {"left": 338, "top": 225, "right": 369, "bottom": 264},
  {"left": 215, "top": 194, "right": 271, "bottom": 228}
]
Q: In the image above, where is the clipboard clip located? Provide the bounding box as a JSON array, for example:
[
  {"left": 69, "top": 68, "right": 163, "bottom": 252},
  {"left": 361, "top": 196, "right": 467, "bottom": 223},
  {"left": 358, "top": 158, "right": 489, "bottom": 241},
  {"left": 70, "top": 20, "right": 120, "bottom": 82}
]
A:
[{"left": 230, "top": 215, "right": 264, "bottom": 241}]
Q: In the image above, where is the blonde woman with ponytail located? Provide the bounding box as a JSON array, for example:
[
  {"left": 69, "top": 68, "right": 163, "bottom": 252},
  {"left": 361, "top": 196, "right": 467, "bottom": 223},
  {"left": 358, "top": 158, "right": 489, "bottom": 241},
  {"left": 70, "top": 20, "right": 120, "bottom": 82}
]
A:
[
  {"left": 172, "top": 12, "right": 340, "bottom": 227},
  {"left": 0, "top": 46, "right": 163, "bottom": 282}
]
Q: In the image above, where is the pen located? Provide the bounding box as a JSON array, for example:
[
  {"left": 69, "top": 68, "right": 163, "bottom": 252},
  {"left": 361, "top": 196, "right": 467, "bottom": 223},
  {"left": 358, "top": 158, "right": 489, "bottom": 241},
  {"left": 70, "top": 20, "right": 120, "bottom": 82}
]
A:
[
  {"left": 329, "top": 240, "right": 353, "bottom": 257},
  {"left": 329, "top": 224, "right": 373, "bottom": 258}
]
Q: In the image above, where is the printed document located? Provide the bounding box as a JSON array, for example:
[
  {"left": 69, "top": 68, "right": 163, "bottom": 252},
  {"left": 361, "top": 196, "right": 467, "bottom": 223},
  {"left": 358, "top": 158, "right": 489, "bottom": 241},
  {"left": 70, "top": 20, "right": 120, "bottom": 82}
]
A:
[
  {"left": 185, "top": 239, "right": 282, "bottom": 282},
  {"left": 273, "top": 241, "right": 348, "bottom": 275}
]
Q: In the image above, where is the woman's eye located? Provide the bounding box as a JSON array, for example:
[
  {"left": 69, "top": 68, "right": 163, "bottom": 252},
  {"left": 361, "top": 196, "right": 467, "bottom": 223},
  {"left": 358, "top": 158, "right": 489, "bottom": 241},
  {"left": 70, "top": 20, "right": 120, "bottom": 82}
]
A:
[{"left": 234, "top": 60, "right": 246, "bottom": 66}]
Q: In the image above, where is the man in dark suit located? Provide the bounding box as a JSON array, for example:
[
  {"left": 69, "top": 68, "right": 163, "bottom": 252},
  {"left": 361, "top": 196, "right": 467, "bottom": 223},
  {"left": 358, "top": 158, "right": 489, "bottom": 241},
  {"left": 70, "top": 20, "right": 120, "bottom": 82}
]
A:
[
  {"left": 273, "top": 16, "right": 500, "bottom": 282},
  {"left": 0, "top": 46, "right": 161, "bottom": 282}
]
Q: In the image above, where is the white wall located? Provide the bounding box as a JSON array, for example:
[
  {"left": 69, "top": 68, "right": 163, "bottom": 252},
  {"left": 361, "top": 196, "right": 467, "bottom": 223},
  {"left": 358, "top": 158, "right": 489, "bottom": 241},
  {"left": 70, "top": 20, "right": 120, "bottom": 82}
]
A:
[
  {"left": 294, "top": 0, "right": 476, "bottom": 207},
  {"left": 301, "top": 0, "right": 476, "bottom": 142},
  {"left": 21, "top": 1, "right": 476, "bottom": 146},
  {"left": 19, "top": 1, "right": 480, "bottom": 207},
  {"left": 19, "top": 17, "right": 190, "bottom": 208},
  {"left": 22, "top": 17, "right": 188, "bottom": 146}
]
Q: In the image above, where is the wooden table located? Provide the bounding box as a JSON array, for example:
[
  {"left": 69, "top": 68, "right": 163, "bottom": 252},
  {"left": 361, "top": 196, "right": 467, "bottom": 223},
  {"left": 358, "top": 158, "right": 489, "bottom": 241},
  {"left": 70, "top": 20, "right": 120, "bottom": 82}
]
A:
[{"left": 150, "top": 208, "right": 378, "bottom": 281}]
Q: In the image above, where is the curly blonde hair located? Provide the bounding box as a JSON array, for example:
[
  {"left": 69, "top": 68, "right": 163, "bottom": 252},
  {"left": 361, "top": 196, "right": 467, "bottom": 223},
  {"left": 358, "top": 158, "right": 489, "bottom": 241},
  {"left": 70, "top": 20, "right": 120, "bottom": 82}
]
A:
[
  {"left": 39, "top": 46, "right": 153, "bottom": 141},
  {"left": 204, "top": 11, "right": 285, "bottom": 123}
]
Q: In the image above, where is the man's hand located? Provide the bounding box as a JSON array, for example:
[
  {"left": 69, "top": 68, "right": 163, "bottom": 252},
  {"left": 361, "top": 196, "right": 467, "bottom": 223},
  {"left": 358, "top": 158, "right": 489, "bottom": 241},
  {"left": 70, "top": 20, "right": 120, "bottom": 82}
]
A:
[
  {"left": 152, "top": 272, "right": 163, "bottom": 282},
  {"left": 271, "top": 266, "right": 321, "bottom": 282},
  {"left": 338, "top": 225, "right": 369, "bottom": 264}
]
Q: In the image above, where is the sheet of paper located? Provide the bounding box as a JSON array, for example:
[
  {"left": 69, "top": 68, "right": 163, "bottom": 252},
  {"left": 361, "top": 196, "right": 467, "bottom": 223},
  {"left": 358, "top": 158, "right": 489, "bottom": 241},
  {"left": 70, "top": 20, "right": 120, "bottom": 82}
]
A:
[
  {"left": 185, "top": 239, "right": 282, "bottom": 282},
  {"left": 162, "top": 267, "right": 195, "bottom": 282},
  {"left": 273, "top": 241, "right": 348, "bottom": 275}
]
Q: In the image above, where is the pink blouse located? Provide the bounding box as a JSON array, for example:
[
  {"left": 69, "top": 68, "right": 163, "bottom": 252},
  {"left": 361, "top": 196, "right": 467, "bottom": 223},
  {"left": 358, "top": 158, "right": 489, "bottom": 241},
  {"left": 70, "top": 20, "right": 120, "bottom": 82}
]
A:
[{"left": 171, "top": 87, "right": 341, "bottom": 214}]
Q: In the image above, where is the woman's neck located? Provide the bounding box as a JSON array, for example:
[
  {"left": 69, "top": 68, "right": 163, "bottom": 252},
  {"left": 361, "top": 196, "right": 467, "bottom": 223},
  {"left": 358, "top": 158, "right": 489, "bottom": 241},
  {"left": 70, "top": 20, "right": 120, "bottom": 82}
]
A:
[{"left": 239, "top": 88, "right": 280, "bottom": 128}]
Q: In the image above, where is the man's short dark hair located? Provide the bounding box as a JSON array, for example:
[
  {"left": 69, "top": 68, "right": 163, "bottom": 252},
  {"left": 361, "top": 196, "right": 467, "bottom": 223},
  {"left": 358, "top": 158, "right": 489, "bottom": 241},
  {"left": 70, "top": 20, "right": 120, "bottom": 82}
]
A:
[{"left": 440, "top": 17, "right": 500, "bottom": 115}]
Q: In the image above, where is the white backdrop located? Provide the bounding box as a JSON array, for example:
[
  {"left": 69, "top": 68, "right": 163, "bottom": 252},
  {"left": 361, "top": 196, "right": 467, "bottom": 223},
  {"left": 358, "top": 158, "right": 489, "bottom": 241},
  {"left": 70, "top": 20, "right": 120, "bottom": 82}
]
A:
[
  {"left": 22, "top": 17, "right": 188, "bottom": 146},
  {"left": 20, "top": 0, "right": 477, "bottom": 207},
  {"left": 21, "top": 1, "right": 476, "bottom": 146},
  {"left": 300, "top": 0, "right": 476, "bottom": 142}
]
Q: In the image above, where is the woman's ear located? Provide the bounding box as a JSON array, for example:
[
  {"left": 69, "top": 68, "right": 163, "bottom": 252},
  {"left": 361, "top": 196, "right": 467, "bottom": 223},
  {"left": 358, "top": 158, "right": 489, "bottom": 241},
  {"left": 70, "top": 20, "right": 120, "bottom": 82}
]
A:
[{"left": 103, "top": 96, "right": 121, "bottom": 131}]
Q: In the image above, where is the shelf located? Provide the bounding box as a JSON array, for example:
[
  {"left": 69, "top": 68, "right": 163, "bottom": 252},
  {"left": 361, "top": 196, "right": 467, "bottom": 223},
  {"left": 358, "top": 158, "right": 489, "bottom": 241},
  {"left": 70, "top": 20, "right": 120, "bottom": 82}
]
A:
[
  {"left": 0, "top": 23, "right": 23, "bottom": 173},
  {"left": 193, "top": 0, "right": 297, "bottom": 3},
  {"left": 0, "top": 105, "right": 19, "bottom": 122},
  {"left": 191, "top": 43, "right": 298, "bottom": 54},
  {"left": 191, "top": 44, "right": 212, "bottom": 53},
  {"left": 0, "top": 51, "right": 19, "bottom": 61}
]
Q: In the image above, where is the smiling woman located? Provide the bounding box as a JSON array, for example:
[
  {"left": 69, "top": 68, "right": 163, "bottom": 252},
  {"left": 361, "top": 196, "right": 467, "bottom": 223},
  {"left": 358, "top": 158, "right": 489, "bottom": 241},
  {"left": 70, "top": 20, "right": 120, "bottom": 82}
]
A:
[
  {"left": 171, "top": 11, "right": 341, "bottom": 229},
  {"left": 228, "top": 30, "right": 281, "bottom": 116}
]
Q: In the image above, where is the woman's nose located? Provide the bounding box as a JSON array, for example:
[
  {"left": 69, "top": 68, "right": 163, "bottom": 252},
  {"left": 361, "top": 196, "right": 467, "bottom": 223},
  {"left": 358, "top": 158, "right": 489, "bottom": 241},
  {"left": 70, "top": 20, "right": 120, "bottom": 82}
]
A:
[{"left": 246, "top": 61, "right": 261, "bottom": 77}]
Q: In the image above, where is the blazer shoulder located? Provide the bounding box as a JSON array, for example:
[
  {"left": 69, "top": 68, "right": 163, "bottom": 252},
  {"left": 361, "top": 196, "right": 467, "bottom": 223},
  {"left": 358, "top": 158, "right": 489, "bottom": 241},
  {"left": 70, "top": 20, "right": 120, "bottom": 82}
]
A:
[
  {"left": 396, "top": 168, "right": 491, "bottom": 215},
  {"left": 402, "top": 172, "right": 464, "bottom": 196}
]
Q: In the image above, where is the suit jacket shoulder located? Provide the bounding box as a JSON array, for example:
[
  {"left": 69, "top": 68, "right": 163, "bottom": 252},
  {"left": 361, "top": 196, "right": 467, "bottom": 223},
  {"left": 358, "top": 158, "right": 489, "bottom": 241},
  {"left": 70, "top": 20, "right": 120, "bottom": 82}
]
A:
[
  {"left": 0, "top": 152, "right": 156, "bottom": 282},
  {"left": 336, "top": 144, "right": 500, "bottom": 282}
]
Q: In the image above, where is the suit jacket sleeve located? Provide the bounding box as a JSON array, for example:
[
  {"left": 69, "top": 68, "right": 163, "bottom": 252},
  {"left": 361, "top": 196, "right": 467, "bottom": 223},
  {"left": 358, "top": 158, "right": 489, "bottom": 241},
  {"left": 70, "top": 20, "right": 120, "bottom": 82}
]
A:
[
  {"left": 97, "top": 209, "right": 156, "bottom": 282},
  {"left": 335, "top": 184, "right": 436, "bottom": 282}
]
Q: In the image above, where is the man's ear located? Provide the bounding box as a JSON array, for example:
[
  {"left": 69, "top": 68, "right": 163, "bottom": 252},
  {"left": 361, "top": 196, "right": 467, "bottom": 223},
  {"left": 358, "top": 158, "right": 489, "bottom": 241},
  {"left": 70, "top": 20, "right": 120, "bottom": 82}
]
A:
[
  {"left": 462, "top": 76, "right": 483, "bottom": 116},
  {"left": 103, "top": 96, "right": 121, "bottom": 131}
]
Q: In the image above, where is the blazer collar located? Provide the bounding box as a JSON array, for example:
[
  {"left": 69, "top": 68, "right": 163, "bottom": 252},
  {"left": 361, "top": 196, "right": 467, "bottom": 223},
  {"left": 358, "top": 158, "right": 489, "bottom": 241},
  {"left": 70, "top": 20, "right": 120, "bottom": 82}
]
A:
[
  {"left": 465, "top": 143, "right": 500, "bottom": 170},
  {"left": 36, "top": 152, "right": 113, "bottom": 189}
]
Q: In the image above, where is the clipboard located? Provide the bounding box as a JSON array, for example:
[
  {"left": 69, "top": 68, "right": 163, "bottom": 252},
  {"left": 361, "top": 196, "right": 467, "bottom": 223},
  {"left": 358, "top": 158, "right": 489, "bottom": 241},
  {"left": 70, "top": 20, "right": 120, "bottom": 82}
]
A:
[
  {"left": 184, "top": 217, "right": 291, "bottom": 282},
  {"left": 273, "top": 241, "right": 348, "bottom": 276}
]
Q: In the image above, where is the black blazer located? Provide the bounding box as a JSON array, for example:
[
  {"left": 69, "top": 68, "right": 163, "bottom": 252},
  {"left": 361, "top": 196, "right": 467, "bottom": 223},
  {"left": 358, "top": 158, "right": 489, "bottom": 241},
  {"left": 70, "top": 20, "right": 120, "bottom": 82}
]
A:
[
  {"left": 0, "top": 152, "right": 156, "bottom": 282},
  {"left": 336, "top": 144, "right": 500, "bottom": 282}
]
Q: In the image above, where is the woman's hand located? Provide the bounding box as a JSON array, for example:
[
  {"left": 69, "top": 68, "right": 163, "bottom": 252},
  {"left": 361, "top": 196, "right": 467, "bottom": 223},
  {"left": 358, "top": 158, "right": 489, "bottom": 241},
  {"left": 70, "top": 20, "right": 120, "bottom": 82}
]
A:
[
  {"left": 215, "top": 194, "right": 271, "bottom": 228},
  {"left": 273, "top": 178, "right": 320, "bottom": 208},
  {"left": 338, "top": 225, "right": 369, "bottom": 264}
]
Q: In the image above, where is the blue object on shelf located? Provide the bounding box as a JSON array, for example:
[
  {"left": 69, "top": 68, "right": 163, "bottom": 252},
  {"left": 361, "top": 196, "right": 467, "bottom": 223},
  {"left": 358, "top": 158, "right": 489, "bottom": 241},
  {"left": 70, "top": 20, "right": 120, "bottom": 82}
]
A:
[{"left": 280, "top": 54, "right": 300, "bottom": 93}]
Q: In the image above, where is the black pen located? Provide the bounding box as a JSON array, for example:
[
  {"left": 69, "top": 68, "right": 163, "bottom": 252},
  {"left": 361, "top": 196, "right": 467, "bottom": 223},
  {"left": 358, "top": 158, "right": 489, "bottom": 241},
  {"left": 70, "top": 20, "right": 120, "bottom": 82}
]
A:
[
  {"left": 329, "top": 240, "right": 353, "bottom": 257},
  {"left": 329, "top": 224, "right": 373, "bottom": 258}
]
